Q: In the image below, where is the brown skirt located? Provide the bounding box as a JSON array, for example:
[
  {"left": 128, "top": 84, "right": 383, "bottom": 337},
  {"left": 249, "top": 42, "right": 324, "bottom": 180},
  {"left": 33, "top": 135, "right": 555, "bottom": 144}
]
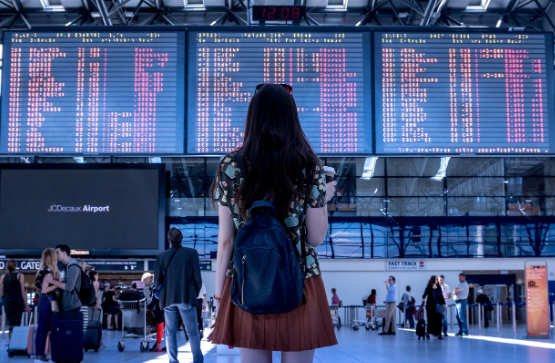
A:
[{"left": 211, "top": 275, "right": 338, "bottom": 352}]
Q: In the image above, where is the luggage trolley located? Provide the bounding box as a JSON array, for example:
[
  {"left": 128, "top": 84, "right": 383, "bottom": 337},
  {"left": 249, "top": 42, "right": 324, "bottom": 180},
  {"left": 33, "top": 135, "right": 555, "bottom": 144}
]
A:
[
  {"left": 117, "top": 299, "right": 157, "bottom": 352},
  {"left": 352, "top": 304, "right": 378, "bottom": 331}
]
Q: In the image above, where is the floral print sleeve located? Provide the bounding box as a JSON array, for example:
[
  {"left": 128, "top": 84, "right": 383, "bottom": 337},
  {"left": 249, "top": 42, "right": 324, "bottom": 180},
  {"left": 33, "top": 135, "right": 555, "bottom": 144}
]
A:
[
  {"left": 214, "top": 154, "right": 242, "bottom": 221},
  {"left": 306, "top": 164, "right": 327, "bottom": 209}
]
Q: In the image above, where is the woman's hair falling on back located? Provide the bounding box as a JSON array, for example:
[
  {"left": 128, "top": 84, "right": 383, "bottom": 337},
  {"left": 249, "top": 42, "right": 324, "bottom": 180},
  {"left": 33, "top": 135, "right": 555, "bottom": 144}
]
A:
[{"left": 238, "top": 84, "right": 319, "bottom": 220}]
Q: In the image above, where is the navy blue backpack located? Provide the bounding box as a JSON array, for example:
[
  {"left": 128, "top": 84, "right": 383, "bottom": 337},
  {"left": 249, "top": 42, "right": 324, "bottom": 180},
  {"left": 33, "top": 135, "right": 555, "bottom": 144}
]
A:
[{"left": 231, "top": 200, "right": 305, "bottom": 314}]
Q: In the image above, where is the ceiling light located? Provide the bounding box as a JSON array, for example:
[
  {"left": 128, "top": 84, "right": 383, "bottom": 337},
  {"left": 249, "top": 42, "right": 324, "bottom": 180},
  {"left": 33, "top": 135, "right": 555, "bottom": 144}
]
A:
[
  {"left": 496, "top": 20, "right": 502, "bottom": 28},
  {"left": 467, "top": 0, "right": 491, "bottom": 10},
  {"left": 361, "top": 157, "right": 378, "bottom": 180},
  {"left": 431, "top": 157, "right": 450, "bottom": 181}
]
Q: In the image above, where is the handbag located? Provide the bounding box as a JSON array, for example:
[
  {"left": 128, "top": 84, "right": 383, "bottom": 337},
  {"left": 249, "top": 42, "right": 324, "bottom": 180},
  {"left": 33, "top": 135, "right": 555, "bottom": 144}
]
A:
[
  {"left": 46, "top": 294, "right": 59, "bottom": 312},
  {"left": 435, "top": 304, "right": 445, "bottom": 314}
]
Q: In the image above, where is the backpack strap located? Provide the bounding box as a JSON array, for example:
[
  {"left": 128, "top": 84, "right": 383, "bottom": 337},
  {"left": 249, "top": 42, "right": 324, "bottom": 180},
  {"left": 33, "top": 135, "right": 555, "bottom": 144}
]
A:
[
  {"left": 69, "top": 264, "right": 82, "bottom": 293},
  {"left": 161, "top": 245, "right": 181, "bottom": 302}
]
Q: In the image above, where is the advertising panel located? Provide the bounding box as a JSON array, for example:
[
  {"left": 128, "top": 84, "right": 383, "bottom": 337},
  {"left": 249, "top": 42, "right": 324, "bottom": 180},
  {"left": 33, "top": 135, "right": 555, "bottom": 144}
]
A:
[{"left": 525, "top": 262, "right": 550, "bottom": 338}]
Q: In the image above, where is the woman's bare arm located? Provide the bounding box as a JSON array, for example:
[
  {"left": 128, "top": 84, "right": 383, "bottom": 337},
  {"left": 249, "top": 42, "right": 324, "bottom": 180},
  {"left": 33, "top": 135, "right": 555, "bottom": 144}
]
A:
[{"left": 214, "top": 204, "right": 235, "bottom": 306}]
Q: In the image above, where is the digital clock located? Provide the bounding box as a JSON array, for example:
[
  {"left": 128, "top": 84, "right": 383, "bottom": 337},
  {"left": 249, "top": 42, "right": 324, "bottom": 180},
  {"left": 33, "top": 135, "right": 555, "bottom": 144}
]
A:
[{"left": 252, "top": 6, "right": 307, "bottom": 21}]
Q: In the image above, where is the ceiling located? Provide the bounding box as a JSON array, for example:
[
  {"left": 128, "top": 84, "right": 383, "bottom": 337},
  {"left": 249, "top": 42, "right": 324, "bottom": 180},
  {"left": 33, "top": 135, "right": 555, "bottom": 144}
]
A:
[{"left": 0, "top": 0, "right": 553, "bottom": 30}]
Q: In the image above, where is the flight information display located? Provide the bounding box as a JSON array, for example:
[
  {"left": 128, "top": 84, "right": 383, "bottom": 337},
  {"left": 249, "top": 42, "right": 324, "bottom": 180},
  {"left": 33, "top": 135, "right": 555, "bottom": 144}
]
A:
[
  {"left": 375, "top": 32, "right": 555, "bottom": 154},
  {"left": 0, "top": 31, "right": 185, "bottom": 154},
  {"left": 187, "top": 30, "right": 372, "bottom": 154}
]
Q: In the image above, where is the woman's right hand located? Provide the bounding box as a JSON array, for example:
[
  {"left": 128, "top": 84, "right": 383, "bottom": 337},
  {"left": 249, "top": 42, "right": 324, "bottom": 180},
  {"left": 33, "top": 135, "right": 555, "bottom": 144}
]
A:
[{"left": 206, "top": 322, "right": 216, "bottom": 342}]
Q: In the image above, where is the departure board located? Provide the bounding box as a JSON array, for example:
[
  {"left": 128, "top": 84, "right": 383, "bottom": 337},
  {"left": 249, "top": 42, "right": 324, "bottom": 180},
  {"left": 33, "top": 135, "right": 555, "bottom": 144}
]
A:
[
  {"left": 0, "top": 31, "right": 185, "bottom": 154},
  {"left": 187, "top": 31, "right": 372, "bottom": 154},
  {"left": 375, "top": 32, "right": 555, "bottom": 154}
]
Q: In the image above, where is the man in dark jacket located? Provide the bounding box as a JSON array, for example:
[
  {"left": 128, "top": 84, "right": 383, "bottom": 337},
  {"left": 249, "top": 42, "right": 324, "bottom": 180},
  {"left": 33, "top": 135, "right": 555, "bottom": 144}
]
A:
[
  {"left": 154, "top": 227, "right": 203, "bottom": 363},
  {"left": 476, "top": 289, "right": 492, "bottom": 328}
]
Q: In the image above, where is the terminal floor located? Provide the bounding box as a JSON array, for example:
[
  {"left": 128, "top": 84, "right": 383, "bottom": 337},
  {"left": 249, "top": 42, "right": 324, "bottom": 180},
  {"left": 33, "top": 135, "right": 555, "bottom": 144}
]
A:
[{"left": 2, "top": 326, "right": 555, "bottom": 363}]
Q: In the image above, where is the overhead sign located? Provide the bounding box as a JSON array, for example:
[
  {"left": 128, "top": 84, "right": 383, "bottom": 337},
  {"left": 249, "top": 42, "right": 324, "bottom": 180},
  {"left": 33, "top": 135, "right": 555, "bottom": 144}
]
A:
[
  {"left": 525, "top": 262, "right": 550, "bottom": 338},
  {"left": 387, "top": 260, "right": 426, "bottom": 271},
  {"left": 86, "top": 261, "right": 144, "bottom": 272},
  {"left": 200, "top": 260, "right": 212, "bottom": 271},
  {"left": 0, "top": 259, "right": 145, "bottom": 272},
  {"left": 0, "top": 259, "right": 41, "bottom": 271}
]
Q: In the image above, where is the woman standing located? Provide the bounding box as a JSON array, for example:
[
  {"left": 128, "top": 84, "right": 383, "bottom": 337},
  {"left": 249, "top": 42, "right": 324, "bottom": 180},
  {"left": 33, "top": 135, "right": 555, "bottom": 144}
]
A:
[
  {"left": 88, "top": 271, "right": 101, "bottom": 321},
  {"left": 1, "top": 259, "right": 31, "bottom": 340},
  {"left": 208, "top": 84, "right": 337, "bottom": 363},
  {"left": 34, "top": 249, "right": 59, "bottom": 362},
  {"left": 208, "top": 84, "right": 338, "bottom": 363},
  {"left": 422, "top": 275, "right": 446, "bottom": 340}
]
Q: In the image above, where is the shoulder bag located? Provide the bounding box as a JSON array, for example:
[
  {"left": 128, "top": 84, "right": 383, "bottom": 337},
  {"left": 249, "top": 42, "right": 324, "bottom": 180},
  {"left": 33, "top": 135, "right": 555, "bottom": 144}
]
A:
[{"left": 154, "top": 246, "right": 181, "bottom": 301}]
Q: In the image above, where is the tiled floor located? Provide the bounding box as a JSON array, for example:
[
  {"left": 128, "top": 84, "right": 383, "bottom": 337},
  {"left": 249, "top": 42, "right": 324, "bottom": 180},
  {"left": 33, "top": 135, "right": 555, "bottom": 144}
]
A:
[{"left": 2, "top": 325, "right": 554, "bottom": 363}]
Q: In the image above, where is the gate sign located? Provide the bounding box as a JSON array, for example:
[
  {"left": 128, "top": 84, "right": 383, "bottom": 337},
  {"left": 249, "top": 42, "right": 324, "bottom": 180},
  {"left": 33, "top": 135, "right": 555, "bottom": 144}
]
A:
[
  {"left": 0, "top": 259, "right": 40, "bottom": 270},
  {"left": 387, "top": 260, "right": 426, "bottom": 270},
  {"left": 525, "top": 263, "right": 550, "bottom": 338}
]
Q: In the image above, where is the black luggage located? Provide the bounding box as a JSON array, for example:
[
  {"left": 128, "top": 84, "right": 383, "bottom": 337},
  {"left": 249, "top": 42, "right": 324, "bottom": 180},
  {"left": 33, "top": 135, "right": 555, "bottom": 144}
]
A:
[
  {"left": 51, "top": 311, "right": 84, "bottom": 363},
  {"left": 84, "top": 319, "right": 102, "bottom": 352},
  {"left": 416, "top": 319, "right": 426, "bottom": 340}
]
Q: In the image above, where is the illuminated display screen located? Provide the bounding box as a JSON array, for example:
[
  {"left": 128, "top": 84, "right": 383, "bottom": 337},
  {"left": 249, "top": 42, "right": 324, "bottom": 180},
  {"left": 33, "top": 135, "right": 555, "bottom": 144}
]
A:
[
  {"left": 0, "top": 31, "right": 185, "bottom": 154},
  {"left": 187, "top": 30, "right": 372, "bottom": 154},
  {"left": 375, "top": 32, "right": 555, "bottom": 154}
]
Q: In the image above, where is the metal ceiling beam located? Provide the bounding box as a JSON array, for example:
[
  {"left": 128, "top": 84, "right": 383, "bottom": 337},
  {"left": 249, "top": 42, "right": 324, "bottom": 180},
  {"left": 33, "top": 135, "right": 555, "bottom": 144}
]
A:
[{"left": 532, "top": 0, "right": 555, "bottom": 31}]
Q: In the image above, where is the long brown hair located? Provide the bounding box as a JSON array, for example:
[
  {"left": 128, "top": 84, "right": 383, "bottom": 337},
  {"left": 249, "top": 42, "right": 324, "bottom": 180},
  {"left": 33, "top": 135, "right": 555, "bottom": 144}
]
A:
[
  {"left": 6, "top": 259, "right": 16, "bottom": 274},
  {"left": 211, "top": 84, "right": 319, "bottom": 220},
  {"left": 427, "top": 275, "right": 438, "bottom": 289}
]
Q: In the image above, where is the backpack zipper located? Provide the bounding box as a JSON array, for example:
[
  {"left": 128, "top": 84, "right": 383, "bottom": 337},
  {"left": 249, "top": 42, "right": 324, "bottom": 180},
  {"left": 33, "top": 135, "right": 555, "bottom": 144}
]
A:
[{"left": 241, "top": 255, "right": 246, "bottom": 304}]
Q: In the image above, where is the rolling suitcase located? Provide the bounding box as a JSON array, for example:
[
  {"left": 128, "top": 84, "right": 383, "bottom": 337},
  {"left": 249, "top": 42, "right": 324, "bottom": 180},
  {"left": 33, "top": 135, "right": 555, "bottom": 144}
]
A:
[
  {"left": 51, "top": 311, "right": 84, "bottom": 363},
  {"left": 27, "top": 324, "right": 39, "bottom": 357},
  {"left": 84, "top": 311, "right": 102, "bottom": 352},
  {"left": 8, "top": 312, "right": 33, "bottom": 358},
  {"left": 416, "top": 319, "right": 427, "bottom": 340}
]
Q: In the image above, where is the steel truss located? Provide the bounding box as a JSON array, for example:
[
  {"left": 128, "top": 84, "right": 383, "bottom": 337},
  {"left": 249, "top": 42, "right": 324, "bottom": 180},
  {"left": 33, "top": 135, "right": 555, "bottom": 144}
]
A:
[{"left": 0, "top": 0, "right": 552, "bottom": 30}]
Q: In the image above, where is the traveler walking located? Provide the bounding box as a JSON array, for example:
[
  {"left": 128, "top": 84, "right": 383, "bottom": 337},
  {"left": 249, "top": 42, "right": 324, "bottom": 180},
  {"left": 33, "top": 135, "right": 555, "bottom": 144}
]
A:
[
  {"left": 379, "top": 276, "right": 397, "bottom": 335},
  {"left": 208, "top": 84, "right": 338, "bottom": 363},
  {"left": 422, "top": 275, "right": 446, "bottom": 340},
  {"left": 76, "top": 259, "right": 89, "bottom": 326},
  {"left": 401, "top": 286, "right": 415, "bottom": 328},
  {"left": 102, "top": 286, "right": 119, "bottom": 330},
  {"left": 142, "top": 272, "right": 166, "bottom": 352},
  {"left": 476, "top": 289, "right": 492, "bottom": 328},
  {"left": 438, "top": 275, "right": 451, "bottom": 336},
  {"left": 154, "top": 227, "right": 203, "bottom": 363},
  {"left": 452, "top": 273, "right": 469, "bottom": 336},
  {"left": 1, "top": 259, "right": 31, "bottom": 339},
  {"left": 34, "top": 248, "right": 59, "bottom": 363}
]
